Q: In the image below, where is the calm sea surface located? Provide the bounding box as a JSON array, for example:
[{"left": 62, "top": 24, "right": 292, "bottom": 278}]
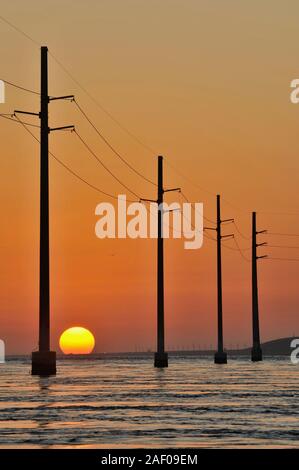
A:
[{"left": 0, "top": 356, "right": 298, "bottom": 448}]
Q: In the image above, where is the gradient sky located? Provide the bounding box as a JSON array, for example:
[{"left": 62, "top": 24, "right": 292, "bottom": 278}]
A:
[{"left": 1, "top": 0, "right": 299, "bottom": 354}]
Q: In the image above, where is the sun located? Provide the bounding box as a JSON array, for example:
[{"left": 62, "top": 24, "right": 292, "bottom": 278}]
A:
[{"left": 59, "top": 327, "right": 95, "bottom": 355}]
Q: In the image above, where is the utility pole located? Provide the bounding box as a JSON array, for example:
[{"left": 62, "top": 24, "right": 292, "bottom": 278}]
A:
[
  {"left": 251, "top": 212, "right": 267, "bottom": 362},
  {"left": 15, "top": 46, "right": 74, "bottom": 375},
  {"left": 141, "top": 156, "right": 180, "bottom": 368},
  {"left": 206, "top": 195, "right": 233, "bottom": 364},
  {"left": 155, "top": 156, "right": 168, "bottom": 367}
]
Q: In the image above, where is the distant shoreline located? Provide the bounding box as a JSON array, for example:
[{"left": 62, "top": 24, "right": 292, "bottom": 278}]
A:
[{"left": 5, "top": 337, "right": 297, "bottom": 359}]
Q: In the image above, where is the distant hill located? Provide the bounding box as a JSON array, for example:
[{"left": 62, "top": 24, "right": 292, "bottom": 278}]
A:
[
  {"left": 167, "top": 337, "right": 297, "bottom": 357},
  {"left": 238, "top": 337, "right": 297, "bottom": 356},
  {"left": 173, "top": 337, "right": 298, "bottom": 356}
]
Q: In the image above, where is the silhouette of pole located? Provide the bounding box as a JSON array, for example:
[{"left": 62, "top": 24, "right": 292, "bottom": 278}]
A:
[
  {"left": 140, "top": 157, "right": 179, "bottom": 367},
  {"left": 14, "top": 47, "right": 74, "bottom": 375},
  {"left": 39, "top": 46, "right": 50, "bottom": 352},
  {"left": 31, "top": 47, "right": 56, "bottom": 375},
  {"left": 214, "top": 195, "right": 227, "bottom": 364},
  {"left": 210, "top": 195, "right": 234, "bottom": 364},
  {"left": 154, "top": 156, "right": 168, "bottom": 367},
  {"left": 251, "top": 212, "right": 265, "bottom": 362}
]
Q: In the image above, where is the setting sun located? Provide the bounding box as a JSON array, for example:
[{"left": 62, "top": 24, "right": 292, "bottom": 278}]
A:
[{"left": 59, "top": 327, "right": 95, "bottom": 355}]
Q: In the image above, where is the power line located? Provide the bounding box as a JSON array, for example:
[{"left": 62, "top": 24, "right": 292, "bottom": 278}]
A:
[
  {"left": 1, "top": 13, "right": 298, "bottom": 224},
  {"left": 1, "top": 79, "right": 39, "bottom": 96},
  {"left": 0, "top": 114, "right": 40, "bottom": 128},
  {"left": 74, "top": 130, "right": 140, "bottom": 199},
  {"left": 164, "top": 159, "right": 248, "bottom": 214},
  {"left": 222, "top": 237, "right": 251, "bottom": 252},
  {"left": 233, "top": 221, "right": 251, "bottom": 240},
  {"left": 180, "top": 190, "right": 216, "bottom": 225},
  {"left": 165, "top": 159, "right": 216, "bottom": 198},
  {"left": 268, "top": 232, "right": 299, "bottom": 237},
  {"left": 179, "top": 192, "right": 251, "bottom": 261},
  {"left": 14, "top": 114, "right": 132, "bottom": 201},
  {"left": 48, "top": 51, "right": 157, "bottom": 156},
  {"left": 47, "top": 49, "right": 255, "bottom": 219},
  {"left": 0, "top": 13, "right": 156, "bottom": 154},
  {"left": 258, "top": 211, "right": 299, "bottom": 216},
  {"left": 73, "top": 99, "right": 156, "bottom": 186},
  {"left": 268, "top": 245, "right": 299, "bottom": 249},
  {"left": 0, "top": 12, "right": 268, "bottom": 222},
  {"left": 0, "top": 14, "right": 40, "bottom": 47},
  {"left": 8, "top": 115, "right": 296, "bottom": 263},
  {"left": 232, "top": 236, "right": 251, "bottom": 262}
]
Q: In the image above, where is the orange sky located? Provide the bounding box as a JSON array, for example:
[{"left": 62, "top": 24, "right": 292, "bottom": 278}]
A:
[{"left": 1, "top": 1, "right": 299, "bottom": 354}]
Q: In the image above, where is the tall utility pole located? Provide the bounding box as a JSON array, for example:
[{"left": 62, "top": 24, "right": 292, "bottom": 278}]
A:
[
  {"left": 31, "top": 46, "right": 55, "bottom": 375},
  {"left": 16, "top": 46, "right": 74, "bottom": 375},
  {"left": 155, "top": 156, "right": 168, "bottom": 367},
  {"left": 251, "top": 212, "right": 267, "bottom": 362},
  {"left": 212, "top": 195, "right": 234, "bottom": 364},
  {"left": 141, "top": 156, "right": 179, "bottom": 368}
]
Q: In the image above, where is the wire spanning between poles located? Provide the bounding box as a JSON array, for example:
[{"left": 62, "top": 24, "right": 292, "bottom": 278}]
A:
[
  {"left": 13, "top": 114, "right": 136, "bottom": 202},
  {"left": 268, "top": 232, "right": 299, "bottom": 238},
  {"left": 0, "top": 14, "right": 157, "bottom": 156},
  {"left": 268, "top": 245, "right": 299, "bottom": 249},
  {"left": 234, "top": 237, "right": 251, "bottom": 262},
  {"left": 0, "top": 14, "right": 41, "bottom": 47},
  {"left": 1, "top": 79, "right": 40, "bottom": 95},
  {"left": 164, "top": 158, "right": 216, "bottom": 198},
  {"left": 47, "top": 52, "right": 157, "bottom": 156},
  {"left": 1, "top": 14, "right": 297, "bottom": 221},
  {"left": 233, "top": 221, "right": 251, "bottom": 240},
  {"left": 229, "top": 236, "right": 251, "bottom": 262},
  {"left": 0, "top": 113, "right": 40, "bottom": 128},
  {"left": 180, "top": 190, "right": 216, "bottom": 225},
  {"left": 164, "top": 158, "right": 249, "bottom": 215},
  {"left": 73, "top": 99, "right": 156, "bottom": 186},
  {"left": 174, "top": 192, "right": 251, "bottom": 258},
  {"left": 74, "top": 130, "right": 141, "bottom": 199},
  {"left": 222, "top": 236, "right": 251, "bottom": 252}
]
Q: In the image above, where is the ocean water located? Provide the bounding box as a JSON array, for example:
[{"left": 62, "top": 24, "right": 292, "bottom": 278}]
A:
[{"left": 0, "top": 356, "right": 298, "bottom": 448}]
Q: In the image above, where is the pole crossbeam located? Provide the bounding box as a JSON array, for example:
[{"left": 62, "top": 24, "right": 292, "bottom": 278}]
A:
[
  {"left": 49, "top": 95, "right": 74, "bottom": 101},
  {"left": 221, "top": 234, "right": 234, "bottom": 239},
  {"left": 163, "top": 187, "right": 181, "bottom": 193},
  {"left": 221, "top": 218, "right": 234, "bottom": 224},
  {"left": 50, "top": 125, "right": 75, "bottom": 132},
  {"left": 14, "top": 110, "right": 39, "bottom": 117}
]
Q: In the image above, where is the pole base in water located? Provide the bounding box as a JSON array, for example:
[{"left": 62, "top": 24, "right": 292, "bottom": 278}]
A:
[
  {"left": 154, "top": 352, "right": 168, "bottom": 368},
  {"left": 214, "top": 351, "right": 227, "bottom": 364},
  {"left": 251, "top": 347, "right": 262, "bottom": 362},
  {"left": 31, "top": 351, "right": 56, "bottom": 376}
]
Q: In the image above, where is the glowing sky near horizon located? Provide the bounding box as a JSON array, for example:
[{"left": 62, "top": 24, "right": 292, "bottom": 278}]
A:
[{"left": 0, "top": 0, "right": 299, "bottom": 353}]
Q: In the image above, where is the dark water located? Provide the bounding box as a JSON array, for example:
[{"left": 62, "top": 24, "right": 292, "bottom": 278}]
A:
[{"left": 0, "top": 356, "right": 298, "bottom": 448}]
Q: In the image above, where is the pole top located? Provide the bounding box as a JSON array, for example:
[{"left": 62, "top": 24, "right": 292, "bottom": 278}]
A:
[{"left": 41, "top": 46, "right": 48, "bottom": 52}]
